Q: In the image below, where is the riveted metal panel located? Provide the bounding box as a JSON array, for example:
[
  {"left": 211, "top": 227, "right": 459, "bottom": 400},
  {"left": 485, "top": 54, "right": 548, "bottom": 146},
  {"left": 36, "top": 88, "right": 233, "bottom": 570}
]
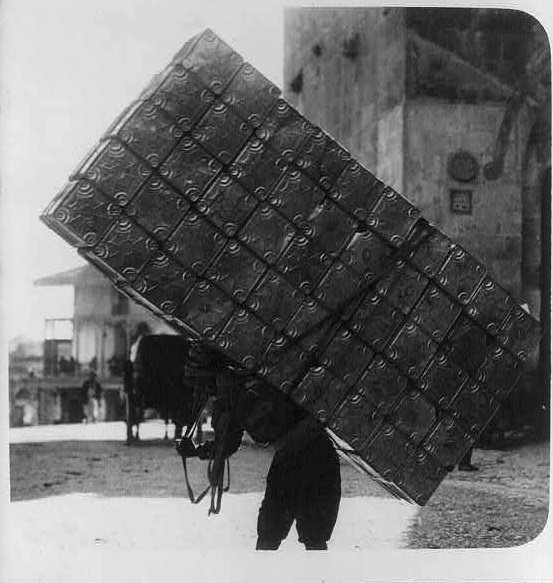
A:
[
  {"left": 328, "top": 393, "right": 382, "bottom": 451},
  {"left": 126, "top": 177, "right": 190, "bottom": 239},
  {"left": 223, "top": 63, "right": 281, "bottom": 127},
  {"left": 386, "top": 319, "right": 439, "bottom": 380},
  {"left": 411, "top": 284, "right": 461, "bottom": 343},
  {"left": 436, "top": 245, "right": 487, "bottom": 305},
  {"left": 320, "top": 327, "right": 374, "bottom": 387},
  {"left": 41, "top": 28, "right": 541, "bottom": 506},
  {"left": 422, "top": 416, "right": 474, "bottom": 467},
  {"left": 192, "top": 101, "right": 253, "bottom": 165},
  {"left": 448, "top": 381, "right": 500, "bottom": 437},
  {"left": 361, "top": 424, "right": 416, "bottom": 480},
  {"left": 396, "top": 450, "right": 448, "bottom": 505},
  {"left": 199, "top": 173, "right": 258, "bottom": 236},
  {"left": 205, "top": 241, "right": 266, "bottom": 301},
  {"left": 332, "top": 160, "right": 384, "bottom": 220},
  {"left": 355, "top": 355, "right": 408, "bottom": 414},
  {"left": 394, "top": 390, "right": 437, "bottom": 444},
  {"left": 476, "top": 343, "right": 523, "bottom": 401},
  {"left": 292, "top": 366, "right": 349, "bottom": 423},
  {"left": 132, "top": 255, "right": 197, "bottom": 314},
  {"left": 466, "top": 277, "right": 515, "bottom": 336},
  {"left": 348, "top": 291, "right": 403, "bottom": 351},
  {"left": 270, "top": 170, "right": 326, "bottom": 229},
  {"left": 419, "top": 352, "right": 468, "bottom": 409},
  {"left": 246, "top": 269, "right": 304, "bottom": 331},
  {"left": 501, "top": 304, "right": 542, "bottom": 362}
]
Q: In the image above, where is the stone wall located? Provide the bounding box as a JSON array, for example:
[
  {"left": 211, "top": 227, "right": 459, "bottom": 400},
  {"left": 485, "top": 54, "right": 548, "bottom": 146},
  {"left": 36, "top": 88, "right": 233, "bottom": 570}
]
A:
[
  {"left": 405, "top": 8, "right": 538, "bottom": 91},
  {"left": 377, "top": 104, "right": 404, "bottom": 192},
  {"left": 403, "top": 101, "right": 527, "bottom": 297},
  {"left": 284, "top": 7, "right": 388, "bottom": 170},
  {"left": 283, "top": 7, "right": 544, "bottom": 301}
]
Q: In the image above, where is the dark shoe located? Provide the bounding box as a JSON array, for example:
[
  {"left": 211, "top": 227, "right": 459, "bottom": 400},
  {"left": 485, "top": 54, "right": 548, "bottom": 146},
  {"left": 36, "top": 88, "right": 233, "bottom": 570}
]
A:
[
  {"left": 458, "top": 464, "right": 479, "bottom": 472},
  {"left": 256, "top": 538, "right": 281, "bottom": 550},
  {"left": 304, "top": 541, "right": 328, "bottom": 550}
]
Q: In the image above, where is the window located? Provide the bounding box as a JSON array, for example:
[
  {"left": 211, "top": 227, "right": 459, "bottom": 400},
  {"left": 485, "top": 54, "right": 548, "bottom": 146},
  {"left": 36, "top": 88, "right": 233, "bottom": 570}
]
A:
[
  {"left": 450, "top": 189, "right": 473, "bottom": 215},
  {"left": 112, "top": 289, "right": 129, "bottom": 316}
]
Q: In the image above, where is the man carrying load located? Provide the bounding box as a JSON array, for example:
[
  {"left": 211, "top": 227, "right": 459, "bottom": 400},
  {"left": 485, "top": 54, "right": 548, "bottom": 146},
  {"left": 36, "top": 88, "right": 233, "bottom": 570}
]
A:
[{"left": 176, "top": 344, "right": 342, "bottom": 551}]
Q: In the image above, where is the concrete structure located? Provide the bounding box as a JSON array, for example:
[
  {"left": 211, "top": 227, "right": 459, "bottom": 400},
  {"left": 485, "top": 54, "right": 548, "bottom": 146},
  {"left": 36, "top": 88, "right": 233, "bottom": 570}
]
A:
[{"left": 284, "top": 7, "right": 550, "bottom": 432}]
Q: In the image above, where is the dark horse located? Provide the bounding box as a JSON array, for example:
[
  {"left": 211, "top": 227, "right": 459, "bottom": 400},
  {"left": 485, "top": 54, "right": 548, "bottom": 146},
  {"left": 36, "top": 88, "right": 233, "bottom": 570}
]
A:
[{"left": 124, "top": 335, "right": 195, "bottom": 444}]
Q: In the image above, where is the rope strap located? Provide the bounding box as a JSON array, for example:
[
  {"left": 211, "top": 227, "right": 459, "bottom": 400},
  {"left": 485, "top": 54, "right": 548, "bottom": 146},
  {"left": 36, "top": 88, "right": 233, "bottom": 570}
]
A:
[{"left": 179, "top": 385, "right": 232, "bottom": 515}]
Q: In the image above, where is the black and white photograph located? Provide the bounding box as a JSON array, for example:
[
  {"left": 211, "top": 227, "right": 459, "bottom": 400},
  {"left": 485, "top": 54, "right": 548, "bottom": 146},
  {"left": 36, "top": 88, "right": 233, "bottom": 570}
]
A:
[{"left": 1, "top": 1, "right": 552, "bottom": 581}]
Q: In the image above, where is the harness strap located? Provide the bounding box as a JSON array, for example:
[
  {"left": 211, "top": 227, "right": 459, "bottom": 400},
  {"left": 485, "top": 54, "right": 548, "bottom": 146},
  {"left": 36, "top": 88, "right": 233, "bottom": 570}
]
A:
[
  {"left": 179, "top": 383, "right": 233, "bottom": 515},
  {"left": 181, "top": 455, "right": 212, "bottom": 504},
  {"left": 207, "top": 410, "right": 232, "bottom": 515},
  {"left": 180, "top": 390, "right": 210, "bottom": 505}
]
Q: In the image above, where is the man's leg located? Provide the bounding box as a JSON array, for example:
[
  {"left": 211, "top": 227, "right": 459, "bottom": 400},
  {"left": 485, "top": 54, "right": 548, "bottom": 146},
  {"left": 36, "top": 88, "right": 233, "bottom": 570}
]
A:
[
  {"left": 458, "top": 447, "right": 478, "bottom": 471},
  {"left": 256, "top": 452, "right": 294, "bottom": 550},
  {"left": 295, "top": 433, "right": 341, "bottom": 550}
]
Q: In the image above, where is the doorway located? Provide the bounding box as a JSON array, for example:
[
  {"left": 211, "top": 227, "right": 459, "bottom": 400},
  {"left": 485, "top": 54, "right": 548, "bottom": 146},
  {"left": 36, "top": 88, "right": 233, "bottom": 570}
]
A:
[{"left": 521, "top": 126, "right": 550, "bottom": 435}]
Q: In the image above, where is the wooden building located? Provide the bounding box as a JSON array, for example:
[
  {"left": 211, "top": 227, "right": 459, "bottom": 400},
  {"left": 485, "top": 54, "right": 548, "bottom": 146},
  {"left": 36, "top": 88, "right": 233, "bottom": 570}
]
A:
[{"left": 10, "top": 265, "right": 174, "bottom": 425}]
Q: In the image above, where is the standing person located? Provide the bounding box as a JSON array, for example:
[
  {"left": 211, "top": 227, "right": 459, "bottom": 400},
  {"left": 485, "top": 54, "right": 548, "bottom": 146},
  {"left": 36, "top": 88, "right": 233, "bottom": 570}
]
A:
[
  {"left": 176, "top": 346, "right": 342, "bottom": 551},
  {"left": 126, "top": 322, "right": 151, "bottom": 441},
  {"left": 458, "top": 447, "right": 479, "bottom": 472},
  {"left": 81, "top": 370, "right": 103, "bottom": 423},
  {"left": 129, "top": 322, "right": 151, "bottom": 364}
]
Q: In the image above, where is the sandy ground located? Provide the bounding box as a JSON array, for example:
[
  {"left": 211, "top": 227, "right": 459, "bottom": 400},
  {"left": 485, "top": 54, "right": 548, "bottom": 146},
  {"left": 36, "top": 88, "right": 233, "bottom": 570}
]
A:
[
  {"left": 5, "top": 421, "right": 552, "bottom": 582},
  {"left": 8, "top": 420, "right": 180, "bottom": 444},
  {"left": 6, "top": 421, "right": 419, "bottom": 582}
]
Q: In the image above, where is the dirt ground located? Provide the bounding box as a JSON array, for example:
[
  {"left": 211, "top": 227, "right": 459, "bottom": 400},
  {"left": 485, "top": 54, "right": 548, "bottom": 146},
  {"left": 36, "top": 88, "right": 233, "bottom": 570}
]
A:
[
  {"left": 407, "top": 440, "right": 550, "bottom": 548},
  {"left": 9, "top": 426, "right": 550, "bottom": 549},
  {"left": 9, "top": 435, "right": 385, "bottom": 502}
]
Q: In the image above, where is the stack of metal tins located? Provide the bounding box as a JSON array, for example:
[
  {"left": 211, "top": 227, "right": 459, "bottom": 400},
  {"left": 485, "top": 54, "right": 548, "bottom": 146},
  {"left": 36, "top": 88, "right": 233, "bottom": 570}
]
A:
[{"left": 41, "top": 29, "right": 541, "bottom": 504}]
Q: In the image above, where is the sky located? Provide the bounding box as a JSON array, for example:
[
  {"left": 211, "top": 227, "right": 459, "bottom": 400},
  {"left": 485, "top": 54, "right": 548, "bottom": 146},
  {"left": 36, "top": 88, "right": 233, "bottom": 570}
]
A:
[
  {"left": 1, "top": 0, "right": 552, "bottom": 343},
  {"left": 0, "top": 0, "right": 287, "bottom": 341}
]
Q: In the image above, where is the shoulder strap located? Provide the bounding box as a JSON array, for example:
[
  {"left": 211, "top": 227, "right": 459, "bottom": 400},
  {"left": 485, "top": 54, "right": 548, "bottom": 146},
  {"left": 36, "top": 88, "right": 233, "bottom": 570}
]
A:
[
  {"left": 206, "top": 406, "right": 233, "bottom": 515},
  {"left": 180, "top": 390, "right": 210, "bottom": 505},
  {"left": 179, "top": 383, "right": 232, "bottom": 514}
]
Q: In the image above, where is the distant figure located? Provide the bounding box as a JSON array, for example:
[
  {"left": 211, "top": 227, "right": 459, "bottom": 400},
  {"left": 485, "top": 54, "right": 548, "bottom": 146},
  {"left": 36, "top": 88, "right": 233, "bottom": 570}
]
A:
[
  {"left": 127, "top": 322, "right": 152, "bottom": 441},
  {"left": 82, "top": 370, "right": 103, "bottom": 423},
  {"left": 58, "top": 356, "right": 68, "bottom": 374},
  {"left": 458, "top": 447, "right": 478, "bottom": 472},
  {"left": 130, "top": 322, "right": 152, "bottom": 364},
  {"left": 22, "top": 403, "right": 33, "bottom": 426}
]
